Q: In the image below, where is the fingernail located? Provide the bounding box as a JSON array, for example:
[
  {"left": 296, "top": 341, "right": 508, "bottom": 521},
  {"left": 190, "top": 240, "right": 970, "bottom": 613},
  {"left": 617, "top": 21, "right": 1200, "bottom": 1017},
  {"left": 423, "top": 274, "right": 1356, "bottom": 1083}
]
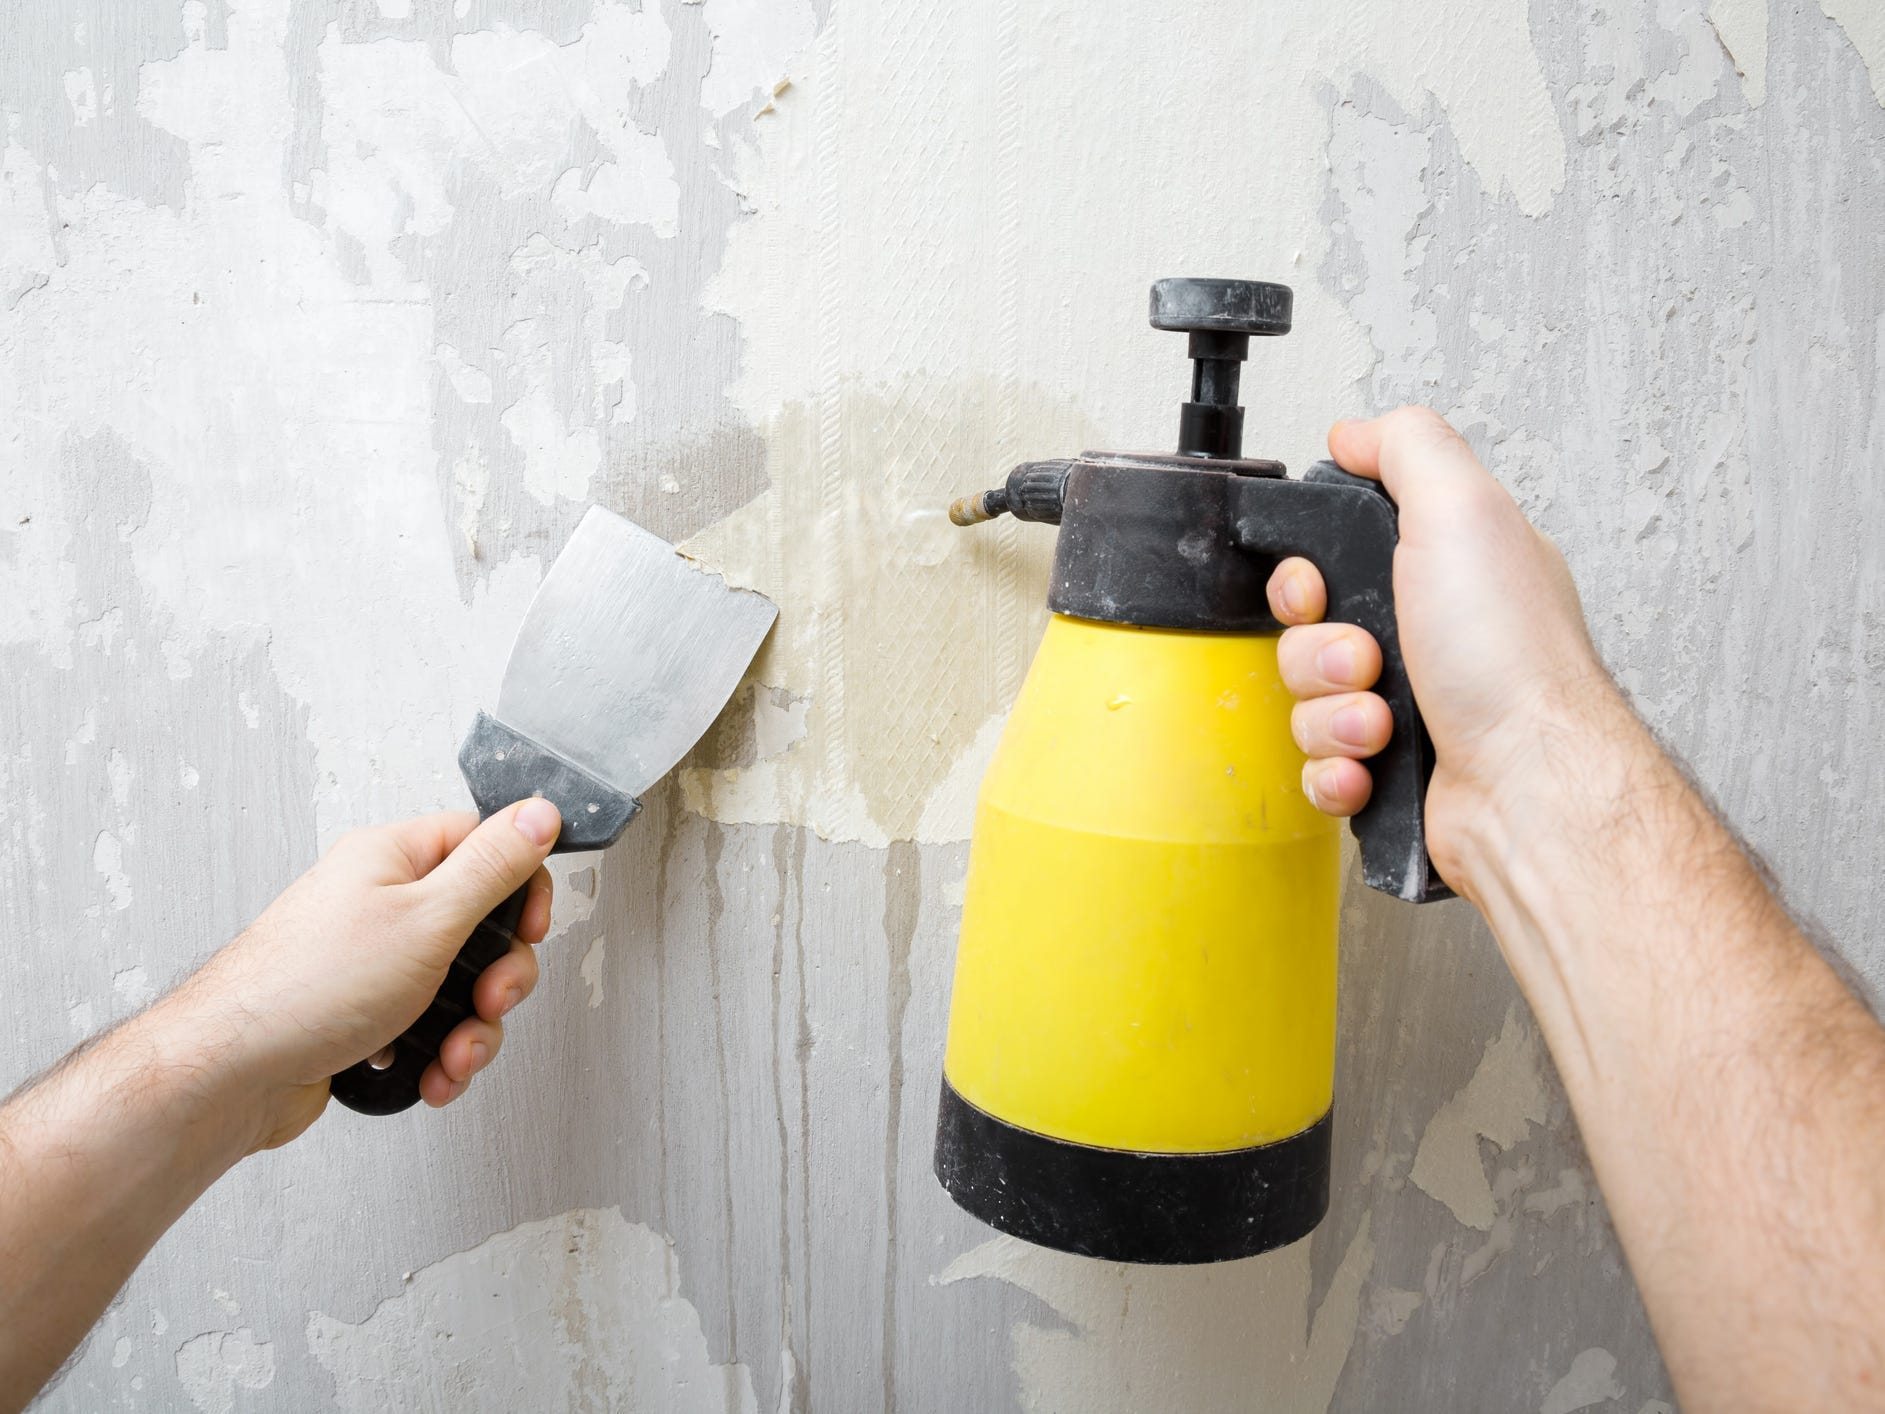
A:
[
  {"left": 448, "top": 1078, "right": 468, "bottom": 1102},
  {"left": 1302, "top": 761, "right": 1325, "bottom": 808},
  {"left": 468, "top": 1041, "right": 489, "bottom": 1073},
  {"left": 515, "top": 797, "right": 561, "bottom": 847},
  {"left": 1332, "top": 706, "right": 1371, "bottom": 746},
  {"left": 500, "top": 986, "right": 523, "bottom": 1017},
  {"left": 1317, "top": 641, "right": 1356, "bottom": 682},
  {"left": 1280, "top": 574, "right": 1307, "bottom": 619}
]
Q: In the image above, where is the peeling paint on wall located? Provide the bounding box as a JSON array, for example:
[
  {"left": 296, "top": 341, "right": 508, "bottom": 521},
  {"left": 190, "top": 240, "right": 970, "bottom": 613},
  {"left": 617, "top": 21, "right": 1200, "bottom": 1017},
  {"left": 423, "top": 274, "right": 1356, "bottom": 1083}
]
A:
[
  {"left": 1540, "top": 1346, "right": 1624, "bottom": 1414},
  {"left": 579, "top": 932, "right": 608, "bottom": 1007},
  {"left": 8, "top": 0, "right": 550, "bottom": 844},
  {"left": 1709, "top": 0, "right": 1769, "bottom": 104},
  {"left": 307, "top": 1208, "right": 758, "bottom": 1412},
  {"left": 174, "top": 1328, "right": 275, "bottom": 1414},
  {"left": 1409, "top": 1006, "right": 1549, "bottom": 1231},
  {"left": 1820, "top": 0, "right": 1885, "bottom": 106},
  {"left": 940, "top": 1219, "right": 1374, "bottom": 1414},
  {"left": 698, "top": 0, "right": 817, "bottom": 118}
]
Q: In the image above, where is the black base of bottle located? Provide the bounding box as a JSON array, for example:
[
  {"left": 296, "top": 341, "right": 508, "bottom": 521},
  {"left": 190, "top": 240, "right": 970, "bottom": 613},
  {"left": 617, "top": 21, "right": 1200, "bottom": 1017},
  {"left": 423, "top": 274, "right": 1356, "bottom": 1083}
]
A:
[{"left": 933, "top": 1079, "right": 1331, "bottom": 1265}]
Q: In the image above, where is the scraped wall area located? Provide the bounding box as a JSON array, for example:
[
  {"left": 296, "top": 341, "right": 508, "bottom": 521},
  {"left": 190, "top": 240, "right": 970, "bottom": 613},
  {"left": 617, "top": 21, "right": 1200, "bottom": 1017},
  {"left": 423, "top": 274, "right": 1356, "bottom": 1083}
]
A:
[{"left": 3, "top": 0, "right": 1882, "bottom": 1409}]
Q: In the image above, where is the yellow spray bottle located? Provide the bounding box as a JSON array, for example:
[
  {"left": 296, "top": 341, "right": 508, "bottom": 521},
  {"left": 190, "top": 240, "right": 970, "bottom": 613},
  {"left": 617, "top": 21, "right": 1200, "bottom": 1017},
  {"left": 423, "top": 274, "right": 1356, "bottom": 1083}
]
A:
[{"left": 934, "top": 278, "right": 1451, "bottom": 1264}]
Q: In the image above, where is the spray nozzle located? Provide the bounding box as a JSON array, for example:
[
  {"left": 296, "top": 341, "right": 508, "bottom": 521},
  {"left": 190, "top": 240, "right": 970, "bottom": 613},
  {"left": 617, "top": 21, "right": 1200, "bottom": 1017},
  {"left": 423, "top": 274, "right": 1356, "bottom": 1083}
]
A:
[
  {"left": 948, "top": 460, "right": 1074, "bottom": 528},
  {"left": 948, "top": 487, "right": 1008, "bottom": 526}
]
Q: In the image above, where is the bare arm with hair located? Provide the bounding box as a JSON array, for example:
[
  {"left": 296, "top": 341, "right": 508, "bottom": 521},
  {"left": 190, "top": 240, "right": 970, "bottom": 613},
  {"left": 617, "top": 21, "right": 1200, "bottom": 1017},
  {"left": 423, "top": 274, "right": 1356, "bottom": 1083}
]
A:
[
  {"left": 0, "top": 800, "right": 561, "bottom": 1411},
  {"left": 1270, "top": 408, "right": 1885, "bottom": 1410}
]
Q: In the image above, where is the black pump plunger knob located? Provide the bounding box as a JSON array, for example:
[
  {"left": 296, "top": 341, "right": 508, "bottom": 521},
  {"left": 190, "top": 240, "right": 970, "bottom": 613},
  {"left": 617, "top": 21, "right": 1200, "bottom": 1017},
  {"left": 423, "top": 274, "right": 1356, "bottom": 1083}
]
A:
[{"left": 1149, "top": 278, "right": 1293, "bottom": 460}]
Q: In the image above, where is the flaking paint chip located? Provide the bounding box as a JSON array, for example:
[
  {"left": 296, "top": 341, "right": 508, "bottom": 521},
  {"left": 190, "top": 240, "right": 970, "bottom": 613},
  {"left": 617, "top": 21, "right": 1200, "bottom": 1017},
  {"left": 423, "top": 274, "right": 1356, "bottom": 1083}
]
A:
[{"left": 755, "top": 80, "right": 791, "bottom": 117}]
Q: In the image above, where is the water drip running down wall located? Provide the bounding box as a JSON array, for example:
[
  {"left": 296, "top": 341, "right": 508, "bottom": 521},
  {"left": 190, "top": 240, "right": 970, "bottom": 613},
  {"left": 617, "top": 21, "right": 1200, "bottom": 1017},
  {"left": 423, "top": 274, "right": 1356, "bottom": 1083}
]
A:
[{"left": 3, "top": 0, "right": 1884, "bottom": 1408}]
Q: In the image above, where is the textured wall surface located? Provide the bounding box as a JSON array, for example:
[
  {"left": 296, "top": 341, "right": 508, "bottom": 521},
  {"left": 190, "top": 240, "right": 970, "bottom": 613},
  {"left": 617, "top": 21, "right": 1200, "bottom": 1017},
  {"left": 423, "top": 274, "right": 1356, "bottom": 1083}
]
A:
[{"left": 3, "top": 0, "right": 1883, "bottom": 1409}]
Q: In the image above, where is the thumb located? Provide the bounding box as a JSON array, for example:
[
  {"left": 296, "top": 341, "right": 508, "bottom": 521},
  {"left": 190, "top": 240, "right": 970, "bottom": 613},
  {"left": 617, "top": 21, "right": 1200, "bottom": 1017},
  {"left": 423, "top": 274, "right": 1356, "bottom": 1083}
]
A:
[{"left": 417, "top": 797, "right": 561, "bottom": 934}]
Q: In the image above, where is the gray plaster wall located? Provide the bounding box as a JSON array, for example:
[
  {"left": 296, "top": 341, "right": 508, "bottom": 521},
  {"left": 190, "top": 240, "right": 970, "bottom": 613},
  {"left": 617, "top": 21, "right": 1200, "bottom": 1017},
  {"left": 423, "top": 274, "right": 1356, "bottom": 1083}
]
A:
[{"left": 2, "top": 0, "right": 1882, "bottom": 1410}]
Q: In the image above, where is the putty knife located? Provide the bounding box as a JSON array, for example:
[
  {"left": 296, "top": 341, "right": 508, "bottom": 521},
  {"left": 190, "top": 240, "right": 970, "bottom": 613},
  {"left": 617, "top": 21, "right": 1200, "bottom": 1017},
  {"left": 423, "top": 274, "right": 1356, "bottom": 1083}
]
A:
[{"left": 330, "top": 506, "right": 777, "bottom": 1115}]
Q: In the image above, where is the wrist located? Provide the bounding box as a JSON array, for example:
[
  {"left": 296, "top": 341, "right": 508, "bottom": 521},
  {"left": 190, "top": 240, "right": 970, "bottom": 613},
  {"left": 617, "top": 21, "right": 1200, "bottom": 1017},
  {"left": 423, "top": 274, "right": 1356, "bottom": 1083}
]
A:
[
  {"left": 129, "top": 983, "right": 285, "bottom": 1164},
  {"left": 1446, "top": 667, "right": 1655, "bottom": 906},
  {"left": 1434, "top": 676, "right": 1680, "bottom": 1095}
]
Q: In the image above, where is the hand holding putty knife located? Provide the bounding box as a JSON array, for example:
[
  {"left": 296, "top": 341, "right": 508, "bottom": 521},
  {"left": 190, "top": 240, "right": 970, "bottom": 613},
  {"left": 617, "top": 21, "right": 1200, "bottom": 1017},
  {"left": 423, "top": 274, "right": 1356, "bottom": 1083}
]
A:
[{"left": 330, "top": 507, "right": 776, "bottom": 1115}]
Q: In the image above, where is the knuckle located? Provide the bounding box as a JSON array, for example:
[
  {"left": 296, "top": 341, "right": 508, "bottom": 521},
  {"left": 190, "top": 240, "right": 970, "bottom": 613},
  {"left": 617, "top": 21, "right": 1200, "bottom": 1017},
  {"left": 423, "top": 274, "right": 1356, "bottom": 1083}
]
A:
[
  {"left": 1460, "top": 475, "right": 1514, "bottom": 519},
  {"left": 453, "top": 834, "right": 521, "bottom": 895},
  {"left": 329, "top": 826, "right": 371, "bottom": 857},
  {"left": 1283, "top": 625, "right": 1365, "bottom": 694},
  {"left": 1390, "top": 404, "right": 1448, "bottom": 436},
  {"left": 1389, "top": 405, "right": 1465, "bottom": 455}
]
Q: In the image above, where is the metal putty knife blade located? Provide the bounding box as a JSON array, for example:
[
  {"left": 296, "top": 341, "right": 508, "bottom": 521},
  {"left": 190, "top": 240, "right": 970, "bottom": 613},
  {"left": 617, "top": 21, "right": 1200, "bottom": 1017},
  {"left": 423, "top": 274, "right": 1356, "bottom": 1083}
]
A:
[{"left": 495, "top": 506, "right": 777, "bottom": 798}]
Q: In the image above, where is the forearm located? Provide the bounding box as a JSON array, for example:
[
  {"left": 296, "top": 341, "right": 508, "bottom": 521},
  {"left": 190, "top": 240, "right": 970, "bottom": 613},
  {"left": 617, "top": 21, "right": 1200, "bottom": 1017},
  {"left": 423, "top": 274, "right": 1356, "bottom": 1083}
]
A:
[
  {"left": 1460, "top": 686, "right": 1885, "bottom": 1407},
  {"left": 0, "top": 804, "right": 557, "bottom": 1408},
  {"left": 0, "top": 993, "right": 264, "bottom": 1409}
]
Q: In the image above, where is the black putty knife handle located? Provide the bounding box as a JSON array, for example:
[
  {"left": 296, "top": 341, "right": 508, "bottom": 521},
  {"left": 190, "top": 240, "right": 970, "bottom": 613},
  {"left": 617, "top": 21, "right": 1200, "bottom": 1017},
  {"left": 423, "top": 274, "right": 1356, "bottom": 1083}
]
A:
[
  {"left": 329, "top": 713, "right": 642, "bottom": 1116},
  {"left": 328, "top": 888, "right": 525, "bottom": 1115},
  {"left": 1234, "top": 463, "right": 1452, "bottom": 904}
]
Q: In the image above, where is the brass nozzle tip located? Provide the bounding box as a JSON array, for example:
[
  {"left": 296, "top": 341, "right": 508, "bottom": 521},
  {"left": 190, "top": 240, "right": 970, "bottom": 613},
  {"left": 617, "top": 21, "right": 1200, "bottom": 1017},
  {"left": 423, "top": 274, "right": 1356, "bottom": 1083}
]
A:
[{"left": 949, "top": 493, "right": 994, "bottom": 527}]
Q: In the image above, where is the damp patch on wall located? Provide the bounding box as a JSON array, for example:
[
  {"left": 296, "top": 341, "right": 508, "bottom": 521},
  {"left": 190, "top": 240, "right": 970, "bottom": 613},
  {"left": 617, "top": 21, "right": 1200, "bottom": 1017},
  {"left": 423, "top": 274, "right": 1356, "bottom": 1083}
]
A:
[{"left": 683, "top": 0, "right": 1567, "bottom": 848}]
